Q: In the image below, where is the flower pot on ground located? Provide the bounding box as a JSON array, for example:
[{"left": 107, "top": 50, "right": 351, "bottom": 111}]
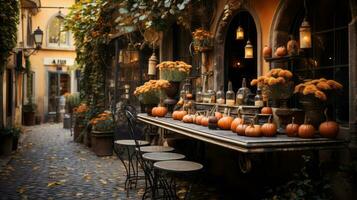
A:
[
  {"left": 73, "top": 103, "right": 88, "bottom": 142},
  {"left": 90, "top": 111, "right": 114, "bottom": 156},
  {"left": 23, "top": 103, "right": 37, "bottom": 126},
  {"left": 0, "top": 126, "right": 21, "bottom": 155}
]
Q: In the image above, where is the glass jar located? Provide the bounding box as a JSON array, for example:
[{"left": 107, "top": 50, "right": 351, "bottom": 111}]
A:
[
  {"left": 254, "top": 88, "right": 264, "bottom": 107},
  {"left": 196, "top": 88, "right": 203, "bottom": 103},
  {"left": 203, "top": 91, "right": 211, "bottom": 103},
  {"left": 216, "top": 87, "right": 225, "bottom": 104},
  {"left": 236, "top": 78, "right": 251, "bottom": 105},
  {"left": 226, "top": 81, "right": 235, "bottom": 106},
  {"left": 208, "top": 90, "right": 216, "bottom": 103}
]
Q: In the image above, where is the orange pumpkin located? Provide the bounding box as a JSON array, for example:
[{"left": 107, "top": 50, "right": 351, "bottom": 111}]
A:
[
  {"left": 261, "top": 122, "right": 277, "bottom": 137},
  {"left": 215, "top": 112, "right": 223, "bottom": 120},
  {"left": 263, "top": 45, "right": 272, "bottom": 58},
  {"left": 172, "top": 110, "right": 187, "bottom": 120},
  {"left": 286, "top": 117, "right": 299, "bottom": 137},
  {"left": 245, "top": 124, "right": 262, "bottom": 137},
  {"left": 231, "top": 117, "right": 243, "bottom": 132},
  {"left": 200, "top": 117, "right": 209, "bottom": 126},
  {"left": 182, "top": 114, "right": 194, "bottom": 123},
  {"left": 172, "top": 111, "right": 180, "bottom": 120},
  {"left": 153, "top": 106, "right": 168, "bottom": 117},
  {"left": 236, "top": 124, "right": 248, "bottom": 136},
  {"left": 261, "top": 107, "right": 273, "bottom": 115},
  {"left": 275, "top": 46, "right": 287, "bottom": 57},
  {"left": 319, "top": 109, "right": 339, "bottom": 138},
  {"left": 217, "top": 116, "right": 234, "bottom": 130},
  {"left": 151, "top": 107, "right": 158, "bottom": 116},
  {"left": 319, "top": 121, "right": 339, "bottom": 138},
  {"left": 195, "top": 115, "right": 203, "bottom": 125},
  {"left": 298, "top": 116, "right": 315, "bottom": 138}
]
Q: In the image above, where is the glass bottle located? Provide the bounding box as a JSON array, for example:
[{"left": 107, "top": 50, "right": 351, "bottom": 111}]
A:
[
  {"left": 226, "top": 81, "right": 235, "bottom": 106},
  {"left": 196, "top": 87, "right": 203, "bottom": 103},
  {"left": 236, "top": 78, "right": 251, "bottom": 105},
  {"left": 254, "top": 88, "right": 264, "bottom": 107},
  {"left": 208, "top": 90, "right": 216, "bottom": 103},
  {"left": 216, "top": 87, "right": 225, "bottom": 104}
]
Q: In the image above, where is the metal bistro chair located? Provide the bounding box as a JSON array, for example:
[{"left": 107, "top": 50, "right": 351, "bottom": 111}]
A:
[{"left": 124, "top": 107, "right": 188, "bottom": 199}]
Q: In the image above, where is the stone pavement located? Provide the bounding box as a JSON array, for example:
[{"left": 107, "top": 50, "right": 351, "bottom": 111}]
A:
[{"left": 0, "top": 124, "right": 222, "bottom": 200}]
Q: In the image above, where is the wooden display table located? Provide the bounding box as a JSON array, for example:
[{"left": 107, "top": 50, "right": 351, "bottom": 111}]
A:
[{"left": 137, "top": 113, "right": 347, "bottom": 153}]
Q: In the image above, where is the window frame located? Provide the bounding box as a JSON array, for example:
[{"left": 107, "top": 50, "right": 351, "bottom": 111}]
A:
[{"left": 46, "top": 13, "right": 72, "bottom": 49}]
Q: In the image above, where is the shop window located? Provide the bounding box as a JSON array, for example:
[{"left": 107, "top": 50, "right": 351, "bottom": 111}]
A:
[
  {"left": 47, "top": 14, "right": 70, "bottom": 48},
  {"left": 290, "top": 0, "right": 351, "bottom": 124}
]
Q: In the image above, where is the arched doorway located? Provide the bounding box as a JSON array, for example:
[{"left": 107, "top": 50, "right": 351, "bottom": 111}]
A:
[{"left": 224, "top": 11, "right": 257, "bottom": 92}]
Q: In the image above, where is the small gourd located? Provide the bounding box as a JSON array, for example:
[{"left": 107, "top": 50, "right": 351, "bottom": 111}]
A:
[
  {"left": 245, "top": 124, "right": 262, "bottom": 137},
  {"left": 319, "top": 109, "right": 339, "bottom": 138},
  {"left": 298, "top": 115, "right": 315, "bottom": 138},
  {"left": 261, "top": 116, "right": 277, "bottom": 137},
  {"left": 286, "top": 117, "right": 299, "bottom": 137},
  {"left": 231, "top": 112, "right": 243, "bottom": 133},
  {"left": 200, "top": 116, "right": 209, "bottom": 127},
  {"left": 275, "top": 46, "right": 287, "bottom": 57},
  {"left": 236, "top": 121, "right": 248, "bottom": 136},
  {"left": 182, "top": 114, "right": 193, "bottom": 123},
  {"left": 208, "top": 116, "right": 218, "bottom": 130}
]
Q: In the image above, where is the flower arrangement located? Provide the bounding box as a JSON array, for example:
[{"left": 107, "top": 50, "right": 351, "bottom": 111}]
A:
[
  {"left": 134, "top": 80, "right": 170, "bottom": 104},
  {"left": 90, "top": 111, "right": 114, "bottom": 132},
  {"left": 157, "top": 61, "right": 192, "bottom": 82},
  {"left": 294, "top": 78, "right": 343, "bottom": 101},
  {"left": 73, "top": 103, "right": 88, "bottom": 119},
  {"left": 192, "top": 28, "right": 213, "bottom": 52},
  {"left": 251, "top": 68, "right": 294, "bottom": 100}
]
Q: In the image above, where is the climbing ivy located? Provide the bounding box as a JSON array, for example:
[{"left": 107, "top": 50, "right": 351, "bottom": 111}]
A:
[
  {"left": 65, "top": 0, "right": 116, "bottom": 118},
  {"left": 0, "top": 0, "right": 19, "bottom": 74}
]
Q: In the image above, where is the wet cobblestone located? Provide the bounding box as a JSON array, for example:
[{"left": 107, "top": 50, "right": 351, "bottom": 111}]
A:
[{"left": 0, "top": 124, "right": 222, "bottom": 200}]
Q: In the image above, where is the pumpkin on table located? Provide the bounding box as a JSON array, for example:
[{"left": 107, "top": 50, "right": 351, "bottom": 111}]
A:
[
  {"left": 172, "top": 110, "right": 187, "bottom": 120},
  {"left": 236, "top": 123, "right": 248, "bottom": 136},
  {"left": 261, "top": 116, "right": 277, "bottom": 137},
  {"left": 201, "top": 116, "right": 209, "bottom": 127},
  {"left": 319, "top": 109, "right": 339, "bottom": 138},
  {"left": 245, "top": 124, "right": 262, "bottom": 137},
  {"left": 231, "top": 116, "right": 243, "bottom": 133},
  {"left": 298, "top": 116, "right": 315, "bottom": 138},
  {"left": 208, "top": 116, "right": 218, "bottom": 130},
  {"left": 182, "top": 114, "right": 194, "bottom": 123},
  {"left": 218, "top": 116, "right": 234, "bottom": 130},
  {"left": 195, "top": 115, "right": 203, "bottom": 125},
  {"left": 286, "top": 117, "right": 299, "bottom": 137},
  {"left": 152, "top": 106, "right": 168, "bottom": 117}
]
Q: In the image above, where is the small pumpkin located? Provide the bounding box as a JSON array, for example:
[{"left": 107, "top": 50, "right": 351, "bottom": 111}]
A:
[
  {"left": 231, "top": 117, "right": 243, "bottom": 132},
  {"left": 298, "top": 116, "right": 315, "bottom": 138},
  {"left": 151, "top": 107, "right": 158, "bottom": 116},
  {"left": 195, "top": 115, "right": 203, "bottom": 125},
  {"left": 215, "top": 112, "right": 223, "bottom": 120},
  {"left": 286, "top": 117, "right": 299, "bottom": 137},
  {"left": 261, "top": 116, "right": 277, "bottom": 137},
  {"left": 263, "top": 45, "right": 272, "bottom": 58},
  {"left": 217, "top": 116, "right": 234, "bottom": 130},
  {"left": 153, "top": 106, "right": 168, "bottom": 117},
  {"left": 200, "top": 116, "right": 209, "bottom": 127},
  {"left": 245, "top": 124, "right": 262, "bottom": 137},
  {"left": 182, "top": 114, "right": 194, "bottom": 123},
  {"left": 319, "top": 109, "right": 339, "bottom": 138},
  {"left": 275, "top": 46, "right": 287, "bottom": 57},
  {"left": 208, "top": 116, "right": 218, "bottom": 130},
  {"left": 261, "top": 107, "right": 273, "bottom": 115},
  {"left": 172, "top": 110, "right": 187, "bottom": 120},
  {"left": 236, "top": 123, "right": 248, "bottom": 136}
]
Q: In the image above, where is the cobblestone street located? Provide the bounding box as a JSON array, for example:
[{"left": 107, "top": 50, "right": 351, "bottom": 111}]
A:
[
  {"left": 0, "top": 124, "right": 143, "bottom": 200},
  {"left": 0, "top": 124, "right": 222, "bottom": 200}
]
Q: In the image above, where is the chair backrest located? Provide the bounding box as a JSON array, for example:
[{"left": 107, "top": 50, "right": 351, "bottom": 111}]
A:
[{"left": 124, "top": 105, "right": 145, "bottom": 152}]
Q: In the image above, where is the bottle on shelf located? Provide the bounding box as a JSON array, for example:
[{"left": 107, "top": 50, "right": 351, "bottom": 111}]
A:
[
  {"left": 196, "top": 87, "right": 203, "bottom": 103},
  {"left": 254, "top": 88, "right": 264, "bottom": 107},
  {"left": 226, "top": 81, "right": 235, "bottom": 106},
  {"left": 208, "top": 90, "right": 216, "bottom": 103},
  {"left": 236, "top": 78, "right": 251, "bottom": 105},
  {"left": 216, "top": 87, "right": 225, "bottom": 104}
]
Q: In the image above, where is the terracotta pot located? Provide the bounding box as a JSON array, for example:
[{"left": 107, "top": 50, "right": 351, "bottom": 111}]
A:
[
  {"left": 23, "top": 111, "right": 35, "bottom": 126},
  {"left": 91, "top": 131, "right": 114, "bottom": 156}
]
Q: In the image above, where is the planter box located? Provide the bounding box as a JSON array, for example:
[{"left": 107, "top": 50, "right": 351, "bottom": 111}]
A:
[
  {"left": 91, "top": 131, "right": 114, "bottom": 156},
  {"left": 23, "top": 111, "right": 35, "bottom": 126},
  {"left": 73, "top": 124, "right": 84, "bottom": 142},
  {"left": 0, "top": 135, "right": 13, "bottom": 156}
]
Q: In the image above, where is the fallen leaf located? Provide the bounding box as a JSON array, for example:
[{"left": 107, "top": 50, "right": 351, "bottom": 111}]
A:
[
  {"left": 83, "top": 174, "right": 91, "bottom": 180},
  {"left": 47, "top": 181, "right": 63, "bottom": 187},
  {"left": 99, "top": 179, "right": 108, "bottom": 185},
  {"left": 32, "top": 166, "right": 40, "bottom": 171},
  {"left": 17, "top": 187, "right": 27, "bottom": 194}
]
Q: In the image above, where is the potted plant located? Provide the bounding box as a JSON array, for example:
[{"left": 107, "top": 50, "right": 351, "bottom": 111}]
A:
[
  {"left": 294, "top": 78, "right": 343, "bottom": 128},
  {"left": 0, "top": 126, "right": 21, "bottom": 155},
  {"left": 192, "top": 28, "right": 213, "bottom": 53},
  {"left": 23, "top": 103, "right": 37, "bottom": 126},
  {"left": 134, "top": 79, "right": 170, "bottom": 115},
  {"left": 90, "top": 111, "right": 114, "bottom": 156},
  {"left": 73, "top": 103, "right": 88, "bottom": 142}
]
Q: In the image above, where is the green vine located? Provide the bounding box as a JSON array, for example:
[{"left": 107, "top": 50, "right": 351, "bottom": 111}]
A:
[{"left": 0, "top": 0, "right": 19, "bottom": 74}]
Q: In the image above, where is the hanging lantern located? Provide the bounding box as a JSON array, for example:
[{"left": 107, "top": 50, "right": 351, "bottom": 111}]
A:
[
  {"left": 299, "top": 17, "right": 311, "bottom": 49},
  {"left": 244, "top": 40, "right": 253, "bottom": 58},
  {"left": 148, "top": 52, "right": 158, "bottom": 76},
  {"left": 236, "top": 26, "right": 244, "bottom": 40}
]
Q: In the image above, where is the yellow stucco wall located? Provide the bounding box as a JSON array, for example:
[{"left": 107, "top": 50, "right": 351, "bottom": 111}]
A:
[{"left": 26, "top": 0, "right": 76, "bottom": 122}]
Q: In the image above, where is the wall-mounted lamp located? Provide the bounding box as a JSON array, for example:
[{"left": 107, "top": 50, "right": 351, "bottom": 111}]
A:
[
  {"left": 299, "top": 17, "right": 311, "bottom": 49},
  {"left": 24, "top": 26, "right": 43, "bottom": 57}
]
